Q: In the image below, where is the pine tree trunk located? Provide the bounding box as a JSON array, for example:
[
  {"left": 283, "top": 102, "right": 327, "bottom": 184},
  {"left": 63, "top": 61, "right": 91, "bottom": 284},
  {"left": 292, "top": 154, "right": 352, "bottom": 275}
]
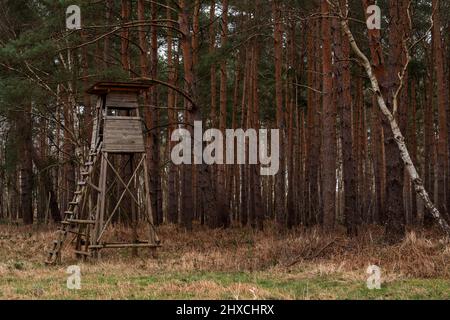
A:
[
  {"left": 372, "top": 95, "right": 385, "bottom": 224},
  {"left": 240, "top": 49, "right": 251, "bottom": 227},
  {"left": 272, "top": 0, "right": 286, "bottom": 229},
  {"left": 120, "top": 0, "right": 130, "bottom": 73},
  {"left": 306, "top": 19, "right": 320, "bottom": 226},
  {"left": 286, "top": 22, "right": 296, "bottom": 228},
  {"left": 18, "top": 104, "right": 33, "bottom": 225},
  {"left": 409, "top": 80, "right": 418, "bottom": 223},
  {"left": 103, "top": 0, "right": 113, "bottom": 68},
  {"left": 209, "top": 1, "right": 217, "bottom": 127},
  {"left": 334, "top": 9, "right": 357, "bottom": 235},
  {"left": 432, "top": 0, "right": 449, "bottom": 219},
  {"left": 214, "top": 0, "right": 230, "bottom": 228},
  {"left": 362, "top": 0, "right": 385, "bottom": 224},
  {"left": 178, "top": 0, "right": 195, "bottom": 230},
  {"left": 321, "top": 0, "right": 336, "bottom": 229},
  {"left": 166, "top": 3, "right": 178, "bottom": 224},
  {"left": 382, "top": 0, "right": 408, "bottom": 241},
  {"left": 251, "top": 41, "right": 263, "bottom": 230},
  {"left": 424, "top": 62, "right": 436, "bottom": 226},
  {"left": 229, "top": 65, "right": 240, "bottom": 224}
]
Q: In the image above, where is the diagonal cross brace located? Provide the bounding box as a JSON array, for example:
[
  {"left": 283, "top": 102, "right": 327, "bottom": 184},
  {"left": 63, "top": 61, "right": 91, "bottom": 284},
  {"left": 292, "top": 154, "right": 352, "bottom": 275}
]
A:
[{"left": 96, "top": 154, "right": 146, "bottom": 242}]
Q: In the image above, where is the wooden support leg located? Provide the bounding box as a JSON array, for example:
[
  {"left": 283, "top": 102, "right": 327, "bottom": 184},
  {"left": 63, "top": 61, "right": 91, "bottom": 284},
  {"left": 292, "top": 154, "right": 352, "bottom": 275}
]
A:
[
  {"left": 129, "top": 154, "right": 138, "bottom": 257},
  {"left": 92, "top": 152, "right": 108, "bottom": 259},
  {"left": 142, "top": 153, "right": 159, "bottom": 248}
]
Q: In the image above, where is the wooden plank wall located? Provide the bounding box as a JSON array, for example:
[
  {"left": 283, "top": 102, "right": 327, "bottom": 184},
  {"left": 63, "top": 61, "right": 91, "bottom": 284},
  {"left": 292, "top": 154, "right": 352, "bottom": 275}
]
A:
[
  {"left": 103, "top": 118, "right": 145, "bottom": 153},
  {"left": 105, "top": 93, "right": 139, "bottom": 109}
]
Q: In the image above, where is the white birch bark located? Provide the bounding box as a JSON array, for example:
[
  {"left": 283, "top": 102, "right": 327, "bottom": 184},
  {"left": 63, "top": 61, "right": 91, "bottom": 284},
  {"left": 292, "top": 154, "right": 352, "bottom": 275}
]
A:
[{"left": 339, "top": 13, "right": 450, "bottom": 236}]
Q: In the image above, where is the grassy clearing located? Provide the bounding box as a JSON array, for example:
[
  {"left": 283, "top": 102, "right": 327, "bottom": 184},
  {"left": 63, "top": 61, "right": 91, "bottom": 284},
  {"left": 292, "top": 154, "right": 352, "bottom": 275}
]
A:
[
  {"left": 1, "top": 267, "right": 449, "bottom": 300},
  {"left": 0, "top": 224, "right": 449, "bottom": 299}
]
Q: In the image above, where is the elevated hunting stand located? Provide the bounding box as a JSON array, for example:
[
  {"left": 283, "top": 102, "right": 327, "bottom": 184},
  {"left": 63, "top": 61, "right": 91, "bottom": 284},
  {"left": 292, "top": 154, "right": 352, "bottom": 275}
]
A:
[{"left": 46, "top": 82, "right": 160, "bottom": 264}]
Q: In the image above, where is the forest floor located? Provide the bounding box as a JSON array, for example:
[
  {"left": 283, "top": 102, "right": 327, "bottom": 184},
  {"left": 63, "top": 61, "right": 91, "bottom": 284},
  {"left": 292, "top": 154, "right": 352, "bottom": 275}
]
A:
[{"left": 0, "top": 223, "right": 449, "bottom": 300}]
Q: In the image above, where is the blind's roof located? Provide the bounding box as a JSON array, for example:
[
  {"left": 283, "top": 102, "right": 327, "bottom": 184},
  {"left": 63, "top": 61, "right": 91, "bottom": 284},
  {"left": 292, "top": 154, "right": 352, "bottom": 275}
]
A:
[{"left": 87, "top": 82, "right": 152, "bottom": 95}]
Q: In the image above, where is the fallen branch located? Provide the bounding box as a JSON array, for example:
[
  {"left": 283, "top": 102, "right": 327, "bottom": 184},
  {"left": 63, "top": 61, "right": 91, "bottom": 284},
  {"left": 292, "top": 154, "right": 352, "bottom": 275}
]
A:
[{"left": 285, "top": 238, "right": 337, "bottom": 268}]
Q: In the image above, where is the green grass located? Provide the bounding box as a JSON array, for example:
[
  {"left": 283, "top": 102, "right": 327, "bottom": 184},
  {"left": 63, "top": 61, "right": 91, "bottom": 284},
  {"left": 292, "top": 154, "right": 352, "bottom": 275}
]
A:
[{"left": 1, "top": 267, "right": 449, "bottom": 300}]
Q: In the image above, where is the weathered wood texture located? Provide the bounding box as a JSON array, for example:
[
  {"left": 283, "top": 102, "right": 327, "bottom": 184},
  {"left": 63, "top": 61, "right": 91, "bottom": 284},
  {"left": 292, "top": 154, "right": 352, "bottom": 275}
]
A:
[
  {"left": 105, "top": 92, "right": 139, "bottom": 109},
  {"left": 103, "top": 118, "right": 145, "bottom": 153}
]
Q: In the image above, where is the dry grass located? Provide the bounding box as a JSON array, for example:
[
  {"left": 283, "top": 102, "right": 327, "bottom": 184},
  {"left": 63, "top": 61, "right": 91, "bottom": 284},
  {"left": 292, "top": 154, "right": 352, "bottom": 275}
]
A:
[
  {"left": 1, "top": 223, "right": 450, "bottom": 277},
  {"left": 0, "top": 223, "right": 449, "bottom": 299}
]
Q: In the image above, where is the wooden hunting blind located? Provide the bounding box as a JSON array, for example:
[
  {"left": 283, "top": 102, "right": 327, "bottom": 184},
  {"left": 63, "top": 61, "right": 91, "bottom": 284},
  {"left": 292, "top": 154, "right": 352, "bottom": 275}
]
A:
[{"left": 46, "top": 82, "right": 160, "bottom": 264}]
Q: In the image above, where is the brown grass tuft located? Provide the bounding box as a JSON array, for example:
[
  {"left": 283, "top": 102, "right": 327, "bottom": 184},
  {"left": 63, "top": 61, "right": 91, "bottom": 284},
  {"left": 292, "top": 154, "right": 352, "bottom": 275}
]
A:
[{"left": 1, "top": 223, "right": 449, "bottom": 279}]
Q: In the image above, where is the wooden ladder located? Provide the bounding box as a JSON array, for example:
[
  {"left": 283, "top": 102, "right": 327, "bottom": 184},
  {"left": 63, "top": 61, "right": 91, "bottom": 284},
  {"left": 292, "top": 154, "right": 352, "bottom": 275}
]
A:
[{"left": 45, "top": 148, "right": 101, "bottom": 265}]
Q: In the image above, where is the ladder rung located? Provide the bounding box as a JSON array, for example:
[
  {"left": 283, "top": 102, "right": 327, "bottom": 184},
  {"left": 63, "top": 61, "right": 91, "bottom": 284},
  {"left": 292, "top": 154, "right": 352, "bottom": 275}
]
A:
[
  {"left": 69, "top": 202, "right": 79, "bottom": 206},
  {"left": 78, "top": 181, "right": 86, "bottom": 186},
  {"left": 81, "top": 171, "right": 89, "bottom": 176},
  {"left": 85, "top": 162, "right": 93, "bottom": 166},
  {"left": 74, "top": 191, "right": 82, "bottom": 195},
  {"left": 66, "top": 219, "right": 96, "bottom": 225},
  {"left": 64, "top": 211, "right": 74, "bottom": 215},
  {"left": 73, "top": 250, "right": 91, "bottom": 256},
  {"left": 89, "top": 243, "right": 161, "bottom": 249}
]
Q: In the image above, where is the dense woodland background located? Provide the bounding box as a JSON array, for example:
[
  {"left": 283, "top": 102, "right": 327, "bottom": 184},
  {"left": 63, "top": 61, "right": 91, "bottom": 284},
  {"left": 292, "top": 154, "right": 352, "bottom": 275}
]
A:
[{"left": 1, "top": 0, "right": 450, "bottom": 243}]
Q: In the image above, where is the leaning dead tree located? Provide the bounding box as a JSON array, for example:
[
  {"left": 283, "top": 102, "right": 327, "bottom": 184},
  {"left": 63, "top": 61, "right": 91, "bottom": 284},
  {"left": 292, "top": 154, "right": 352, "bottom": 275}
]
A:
[{"left": 334, "top": 0, "right": 450, "bottom": 236}]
